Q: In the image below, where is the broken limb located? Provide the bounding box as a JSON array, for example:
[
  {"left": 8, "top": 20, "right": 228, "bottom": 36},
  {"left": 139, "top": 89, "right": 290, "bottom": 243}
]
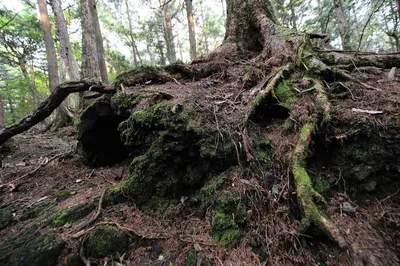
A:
[{"left": 0, "top": 79, "right": 115, "bottom": 146}]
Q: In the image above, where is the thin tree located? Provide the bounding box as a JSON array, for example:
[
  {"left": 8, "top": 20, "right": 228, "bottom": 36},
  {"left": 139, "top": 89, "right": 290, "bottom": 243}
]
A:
[{"left": 185, "top": 0, "right": 197, "bottom": 60}]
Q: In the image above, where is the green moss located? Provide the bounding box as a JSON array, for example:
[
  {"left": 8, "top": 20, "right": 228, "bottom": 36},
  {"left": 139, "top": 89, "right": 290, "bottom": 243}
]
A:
[
  {"left": 0, "top": 224, "right": 64, "bottom": 266},
  {"left": 49, "top": 201, "right": 95, "bottom": 227},
  {"left": 0, "top": 204, "right": 13, "bottom": 230},
  {"left": 185, "top": 248, "right": 198, "bottom": 266},
  {"left": 21, "top": 202, "right": 57, "bottom": 220},
  {"left": 273, "top": 79, "right": 296, "bottom": 109},
  {"left": 211, "top": 212, "right": 241, "bottom": 247},
  {"left": 85, "top": 225, "right": 131, "bottom": 258},
  {"left": 52, "top": 190, "right": 75, "bottom": 199},
  {"left": 313, "top": 179, "right": 330, "bottom": 197}
]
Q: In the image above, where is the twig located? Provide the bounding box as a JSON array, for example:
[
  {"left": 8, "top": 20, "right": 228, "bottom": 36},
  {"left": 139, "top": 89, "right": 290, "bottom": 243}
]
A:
[
  {"left": 80, "top": 235, "right": 91, "bottom": 266},
  {"left": 74, "top": 187, "right": 108, "bottom": 234}
]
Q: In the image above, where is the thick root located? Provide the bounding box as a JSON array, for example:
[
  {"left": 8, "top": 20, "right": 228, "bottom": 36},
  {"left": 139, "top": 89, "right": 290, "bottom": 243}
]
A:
[
  {"left": 245, "top": 63, "right": 291, "bottom": 122},
  {"left": 291, "top": 122, "right": 346, "bottom": 248}
]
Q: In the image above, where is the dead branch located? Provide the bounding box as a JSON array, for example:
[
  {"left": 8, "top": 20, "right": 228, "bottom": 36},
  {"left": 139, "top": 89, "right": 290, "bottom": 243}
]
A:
[{"left": 0, "top": 79, "right": 115, "bottom": 146}]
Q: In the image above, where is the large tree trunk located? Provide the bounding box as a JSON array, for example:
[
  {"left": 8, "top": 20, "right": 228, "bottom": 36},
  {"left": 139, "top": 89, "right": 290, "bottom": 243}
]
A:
[
  {"left": 90, "top": 0, "right": 108, "bottom": 84},
  {"left": 81, "top": 0, "right": 101, "bottom": 80},
  {"left": 333, "top": 0, "right": 352, "bottom": 50},
  {"left": 185, "top": 0, "right": 197, "bottom": 60},
  {"left": 38, "top": 0, "right": 72, "bottom": 130}
]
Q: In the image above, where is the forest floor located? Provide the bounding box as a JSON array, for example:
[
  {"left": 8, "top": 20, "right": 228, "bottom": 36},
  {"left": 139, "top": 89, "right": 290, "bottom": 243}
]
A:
[{"left": 0, "top": 69, "right": 400, "bottom": 265}]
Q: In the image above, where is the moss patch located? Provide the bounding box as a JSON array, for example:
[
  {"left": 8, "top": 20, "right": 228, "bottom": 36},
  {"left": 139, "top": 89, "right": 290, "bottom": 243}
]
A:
[
  {"left": 192, "top": 168, "right": 248, "bottom": 247},
  {"left": 85, "top": 225, "right": 131, "bottom": 258},
  {"left": 0, "top": 224, "right": 64, "bottom": 266},
  {"left": 49, "top": 201, "right": 95, "bottom": 227},
  {"left": 0, "top": 204, "right": 13, "bottom": 230},
  {"left": 21, "top": 201, "right": 57, "bottom": 220},
  {"left": 273, "top": 79, "right": 296, "bottom": 109}
]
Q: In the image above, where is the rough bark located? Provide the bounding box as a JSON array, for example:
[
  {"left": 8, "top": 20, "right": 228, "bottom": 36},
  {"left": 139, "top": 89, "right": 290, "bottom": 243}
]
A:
[
  {"left": 90, "top": 0, "right": 109, "bottom": 84},
  {"left": 333, "top": 0, "right": 352, "bottom": 50},
  {"left": 185, "top": 0, "right": 197, "bottom": 60},
  {"left": 397, "top": 0, "right": 400, "bottom": 20},
  {"left": 38, "top": 0, "right": 73, "bottom": 129},
  {"left": 160, "top": 0, "right": 177, "bottom": 63},
  {"left": 81, "top": 0, "right": 101, "bottom": 80}
]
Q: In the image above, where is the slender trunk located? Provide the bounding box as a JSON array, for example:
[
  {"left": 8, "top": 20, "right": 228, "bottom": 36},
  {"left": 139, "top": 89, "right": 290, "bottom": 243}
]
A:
[
  {"left": 38, "top": 0, "right": 72, "bottom": 128},
  {"left": 185, "top": 0, "right": 197, "bottom": 60},
  {"left": 160, "top": 1, "right": 177, "bottom": 63},
  {"left": 289, "top": 0, "right": 297, "bottom": 30},
  {"left": 333, "top": 0, "right": 352, "bottom": 50},
  {"left": 90, "top": 0, "right": 108, "bottom": 84},
  {"left": 0, "top": 97, "right": 4, "bottom": 125},
  {"left": 50, "top": 0, "right": 81, "bottom": 109},
  {"left": 50, "top": 0, "right": 80, "bottom": 81},
  {"left": 38, "top": 0, "right": 59, "bottom": 92},
  {"left": 81, "top": 0, "right": 101, "bottom": 80},
  {"left": 6, "top": 96, "right": 16, "bottom": 123},
  {"left": 124, "top": 0, "right": 138, "bottom": 67},
  {"left": 18, "top": 57, "right": 40, "bottom": 107},
  {"left": 396, "top": 0, "right": 400, "bottom": 20}
]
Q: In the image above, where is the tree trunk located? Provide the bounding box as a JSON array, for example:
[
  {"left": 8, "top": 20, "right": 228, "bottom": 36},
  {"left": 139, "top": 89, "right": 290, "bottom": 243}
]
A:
[
  {"left": 0, "top": 97, "right": 4, "bottom": 125},
  {"left": 396, "top": 0, "right": 400, "bottom": 20},
  {"left": 289, "top": 0, "right": 297, "bottom": 30},
  {"left": 124, "top": 0, "right": 139, "bottom": 67},
  {"left": 50, "top": 0, "right": 81, "bottom": 109},
  {"left": 38, "top": 0, "right": 72, "bottom": 129},
  {"left": 38, "top": 0, "right": 59, "bottom": 92},
  {"left": 90, "top": 0, "right": 109, "bottom": 84},
  {"left": 333, "top": 0, "right": 352, "bottom": 50},
  {"left": 185, "top": 0, "right": 197, "bottom": 60},
  {"left": 18, "top": 57, "right": 40, "bottom": 107},
  {"left": 160, "top": 0, "right": 177, "bottom": 63},
  {"left": 81, "top": 0, "right": 101, "bottom": 80}
]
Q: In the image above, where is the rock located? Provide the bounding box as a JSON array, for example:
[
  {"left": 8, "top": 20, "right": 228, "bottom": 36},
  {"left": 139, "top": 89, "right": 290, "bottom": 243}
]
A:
[
  {"left": 85, "top": 225, "right": 131, "bottom": 259},
  {"left": 351, "top": 165, "right": 373, "bottom": 181},
  {"left": 341, "top": 202, "right": 356, "bottom": 213}
]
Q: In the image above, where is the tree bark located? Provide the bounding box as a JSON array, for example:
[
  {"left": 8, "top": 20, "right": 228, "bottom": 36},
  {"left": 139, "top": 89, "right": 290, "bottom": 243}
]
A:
[
  {"left": 81, "top": 0, "right": 101, "bottom": 80},
  {"left": 38, "top": 0, "right": 73, "bottom": 129},
  {"left": 90, "top": 0, "right": 109, "bottom": 84},
  {"left": 160, "top": 0, "right": 177, "bottom": 63},
  {"left": 50, "top": 0, "right": 80, "bottom": 82},
  {"left": 185, "top": 0, "right": 197, "bottom": 60},
  {"left": 333, "top": 0, "right": 352, "bottom": 50},
  {"left": 396, "top": 0, "right": 400, "bottom": 20}
]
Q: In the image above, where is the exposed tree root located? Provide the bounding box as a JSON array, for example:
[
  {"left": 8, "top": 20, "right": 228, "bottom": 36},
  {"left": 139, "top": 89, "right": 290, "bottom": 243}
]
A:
[
  {"left": 0, "top": 79, "right": 115, "bottom": 146},
  {"left": 246, "top": 64, "right": 291, "bottom": 122},
  {"left": 291, "top": 121, "right": 346, "bottom": 248}
]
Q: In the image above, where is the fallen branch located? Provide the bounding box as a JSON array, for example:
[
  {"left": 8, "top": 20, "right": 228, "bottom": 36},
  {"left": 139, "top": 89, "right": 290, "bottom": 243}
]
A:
[
  {"left": 351, "top": 108, "right": 383, "bottom": 115},
  {"left": 0, "top": 79, "right": 115, "bottom": 146}
]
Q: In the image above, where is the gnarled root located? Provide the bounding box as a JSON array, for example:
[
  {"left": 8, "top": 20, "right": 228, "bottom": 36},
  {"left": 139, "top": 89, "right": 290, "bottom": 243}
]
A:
[{"left": 291, "top": 121, "right": 346, "bottom": 248}]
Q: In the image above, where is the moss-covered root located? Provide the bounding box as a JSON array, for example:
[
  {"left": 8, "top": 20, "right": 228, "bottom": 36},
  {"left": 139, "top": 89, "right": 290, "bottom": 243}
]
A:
[
  {"left": 246, "top": 63, "right": 292, "bottom": 122},
  {"left": 291, "top": 122, "right": 346, "bottom": 248},
  {"left": 310, "top": 78, "right": 331, "bottom": 122}
]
